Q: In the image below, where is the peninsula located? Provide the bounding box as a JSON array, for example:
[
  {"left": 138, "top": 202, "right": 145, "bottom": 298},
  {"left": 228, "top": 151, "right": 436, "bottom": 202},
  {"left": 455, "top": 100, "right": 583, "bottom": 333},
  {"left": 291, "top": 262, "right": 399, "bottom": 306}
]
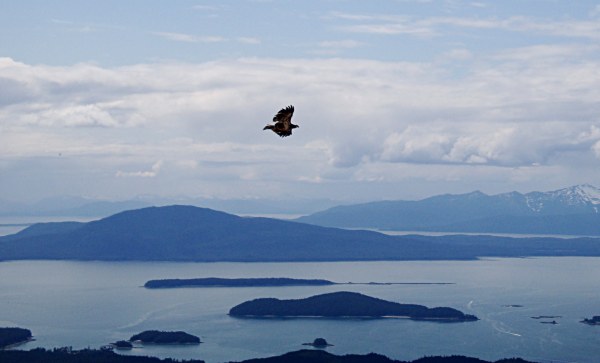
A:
[
  {"left": 581, "top": 316, "right": 600, "bottom": 325},
  {"left": 0, "top": 327, "right": 33, "bottom": 349},
  {"left": 229, "top": 291, "right": 478, "bottom": 321},
  {"left": 129, "top": 330, "right": 200, "bottom": 344},
  {"left": 144, "top": 277, "right": 335, "bottom": 288}
]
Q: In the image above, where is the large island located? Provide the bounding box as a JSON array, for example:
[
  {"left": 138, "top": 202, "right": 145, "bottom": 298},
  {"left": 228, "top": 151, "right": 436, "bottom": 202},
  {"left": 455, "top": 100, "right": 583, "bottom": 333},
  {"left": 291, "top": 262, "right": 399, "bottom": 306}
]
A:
[
  {"left": 229, "top": 291, "right": 478, "bottom": 321},
  {"left": 144, "top": 277, "right": 335, "bottom": 288}
]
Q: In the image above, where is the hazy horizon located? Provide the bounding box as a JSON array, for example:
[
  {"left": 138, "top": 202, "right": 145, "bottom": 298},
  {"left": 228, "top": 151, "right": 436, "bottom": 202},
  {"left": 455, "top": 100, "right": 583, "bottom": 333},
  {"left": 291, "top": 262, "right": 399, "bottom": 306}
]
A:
[{"left": 1, "top": 182, "right": 598, "bottom": 213}]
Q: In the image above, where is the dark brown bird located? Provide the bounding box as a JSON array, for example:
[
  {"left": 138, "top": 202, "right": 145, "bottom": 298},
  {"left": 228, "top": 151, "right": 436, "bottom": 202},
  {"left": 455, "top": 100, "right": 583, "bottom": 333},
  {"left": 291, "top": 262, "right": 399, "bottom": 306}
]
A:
[{"left": 263, "top": 105, "right": 298, "bottom": 137}]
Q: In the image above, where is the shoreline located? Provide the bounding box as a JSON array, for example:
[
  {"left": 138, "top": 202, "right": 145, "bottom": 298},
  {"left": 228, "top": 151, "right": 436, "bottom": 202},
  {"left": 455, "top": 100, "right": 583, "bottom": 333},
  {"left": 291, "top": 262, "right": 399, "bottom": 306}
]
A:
[
  {"left": 229, "top": 314, "right": 476, "bottom": 321},
  {"left": 1, "top": 337, "right": 35, "bottom": 350},
  {"left": 144, "top": 277, "right": 455, "bottom": 289}
]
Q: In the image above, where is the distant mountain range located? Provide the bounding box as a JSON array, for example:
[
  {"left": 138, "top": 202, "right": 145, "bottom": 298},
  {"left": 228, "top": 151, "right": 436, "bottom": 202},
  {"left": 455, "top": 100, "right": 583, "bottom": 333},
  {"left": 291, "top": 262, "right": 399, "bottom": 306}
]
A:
[
  {"left": 0, "top": 195, "right": 338, "bottom": 218},
  {"left": 296, "top": 185, "right": 600, "bottom": 236},
  {"left": 4, "top": 185, "right": 600, "bottom": 237},
  {"left": 1, "top": 205, "right": 600, "bottom": 262}
]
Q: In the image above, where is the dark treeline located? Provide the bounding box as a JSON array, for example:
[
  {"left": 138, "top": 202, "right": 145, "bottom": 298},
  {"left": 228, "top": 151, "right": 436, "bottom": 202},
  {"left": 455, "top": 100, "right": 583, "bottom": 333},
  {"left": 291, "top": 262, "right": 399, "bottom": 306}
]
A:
[
  {"left": 0, "top": 347, "right": 203, "bottom": 363},
  {"left": 237, "top": 350, "right": 534, "bottom": 363},
  {"left": 0, "top": 327, "right": 32, "bottom": 348},
  {"left": 144, "top": 278, "right": 335, "bottom": 288},
  {"left": 0, "top": 348, "right": 535, "bottom": 363}
]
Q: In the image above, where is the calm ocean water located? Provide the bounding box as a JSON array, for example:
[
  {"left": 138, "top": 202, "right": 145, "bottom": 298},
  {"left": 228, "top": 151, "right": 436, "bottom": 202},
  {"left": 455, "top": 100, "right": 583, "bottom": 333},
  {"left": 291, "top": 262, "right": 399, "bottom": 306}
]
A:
[{"left": 0, "top": 258, "right": 599, "bottom": 363}]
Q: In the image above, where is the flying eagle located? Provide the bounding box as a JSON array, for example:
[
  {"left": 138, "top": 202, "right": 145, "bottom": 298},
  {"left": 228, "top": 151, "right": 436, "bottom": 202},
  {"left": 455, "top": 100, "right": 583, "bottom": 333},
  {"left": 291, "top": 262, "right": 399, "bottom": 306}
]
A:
[{"left": 263, "top": 105, "right": 298, "bottom": 137}]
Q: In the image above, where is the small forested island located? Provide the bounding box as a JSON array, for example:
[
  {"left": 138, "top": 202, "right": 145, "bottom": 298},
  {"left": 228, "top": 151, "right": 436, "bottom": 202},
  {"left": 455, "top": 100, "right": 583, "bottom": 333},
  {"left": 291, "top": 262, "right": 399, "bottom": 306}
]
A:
[
  {"left": 144, "top": 277, "right": 335, "bottom": 288},
  {"left": 581, "top": 316, "right": 600, "bottom": 325},
  {"left": 111, "top": 340, "right": 133, "bottom": 349},
  {"left": 0, "top": 347, "right": 537, "bottom": 363},
  {"left": 0, "top": 327, "right": 33, "bottom": 349},
  {"left": 302, "top": 338, "right": 332, "bottom": 348},
  {"left": 129, "top": 330, "right": 200, "bottom": 344},
  {"left": 229, "top": 291, "right": 478, "bottom": 321}
]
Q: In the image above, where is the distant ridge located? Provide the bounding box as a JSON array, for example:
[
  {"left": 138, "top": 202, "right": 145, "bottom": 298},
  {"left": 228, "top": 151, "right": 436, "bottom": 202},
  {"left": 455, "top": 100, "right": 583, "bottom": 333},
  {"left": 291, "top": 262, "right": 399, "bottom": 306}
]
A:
[
  {"left": 0, "top": 205, "right": 413, "bottom": 261},
  {"left": 1, "top": 205, "right": 600, "bottom": 262},
  {"left": 296, "top": 185, "right": 600, "bottom": 236},
  {"left": 0, "top": 195, "right": 338, "bottom": 218}
]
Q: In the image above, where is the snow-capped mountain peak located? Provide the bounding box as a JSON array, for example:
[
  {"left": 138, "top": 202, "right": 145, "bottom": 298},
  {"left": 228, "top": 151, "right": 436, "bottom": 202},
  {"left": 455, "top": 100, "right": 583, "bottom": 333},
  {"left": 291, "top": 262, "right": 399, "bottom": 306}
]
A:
[
  {"left": 520, "top": 184, "right": 600, "bottom": 213},
  {"left": 551, "top": 184, "right": 600, "bottom": 205},
  {"left": 575, "top": 184, "right": 600, "bottom": 205}
]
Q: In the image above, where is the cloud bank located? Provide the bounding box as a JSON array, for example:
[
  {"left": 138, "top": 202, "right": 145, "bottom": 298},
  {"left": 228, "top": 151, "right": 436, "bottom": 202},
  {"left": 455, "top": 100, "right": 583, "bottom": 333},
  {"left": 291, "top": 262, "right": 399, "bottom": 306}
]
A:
[{"left": 1, "top": 45, "right": 600, "bottom": 200}]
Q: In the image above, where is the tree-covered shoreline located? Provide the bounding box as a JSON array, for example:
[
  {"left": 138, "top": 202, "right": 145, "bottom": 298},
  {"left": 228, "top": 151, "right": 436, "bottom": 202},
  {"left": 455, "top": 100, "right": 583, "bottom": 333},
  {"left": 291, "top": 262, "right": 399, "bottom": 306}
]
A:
[
  {"left": 0, "top": 347, "right": 535, "bottom": 363},
  {"left": 0, "top": 327, "right": 33, "bottom": 349},
  {"left": 229, "top": 291, "right": 478, "bottom": 321},
  {"left": 144, "top": 277, "right": 335, "bottom": 288}
]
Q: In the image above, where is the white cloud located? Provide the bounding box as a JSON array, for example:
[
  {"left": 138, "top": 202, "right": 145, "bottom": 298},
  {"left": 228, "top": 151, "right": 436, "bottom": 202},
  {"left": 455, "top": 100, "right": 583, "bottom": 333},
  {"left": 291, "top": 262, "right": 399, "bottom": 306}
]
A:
[
  {"left": 153, "top": 32, "right": 260, "bottom": 46},
  {"left": 594, "top": 141, "right": 600, "bottom": 158},
  {"left": 335, "top": 12, "right": 600, "bottom": 40},
  {"left": 21, "top": 104, "right": 139, "bottom": 128},
  {"left": 470, "top": 2, "right": 487, "bottom": 8},
  {"left": 237, "top": 37, "right": 261, "bottom": 44},
  {"left": 153, "top": 31, "right": 225, "bottom": 43},
  {"left": 342, "top": 22, "right": 436, "bottom": 37},
  {"left": 318, "top": 40, "right": 363, "bottom": 49},
  {"left": 441, "top": 48, "right": 473, "bottom": 60},
  {"left": 192, "top": 5, "right": 219, "bottom": 11},
  {"left": 381, "top": 127, "right": 453, "bottom": 164},
  {"left": 2, "top": 50, "right": 600, "bottom": 200},
  {"left": 50, "top": 18, "right": 124, "bottom": 33},
  {"left": 311, "top": 39, "right": 364, "bottom": 56},
  {"left": 116, "top": 160, "right": 163, "bottom": 178}
]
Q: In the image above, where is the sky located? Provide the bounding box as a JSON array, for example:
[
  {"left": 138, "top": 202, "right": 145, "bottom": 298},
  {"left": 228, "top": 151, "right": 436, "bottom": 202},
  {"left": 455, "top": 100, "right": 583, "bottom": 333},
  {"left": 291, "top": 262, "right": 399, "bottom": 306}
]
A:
[{"left": 1, "top": 0, "right": 600, "bottom": 204}]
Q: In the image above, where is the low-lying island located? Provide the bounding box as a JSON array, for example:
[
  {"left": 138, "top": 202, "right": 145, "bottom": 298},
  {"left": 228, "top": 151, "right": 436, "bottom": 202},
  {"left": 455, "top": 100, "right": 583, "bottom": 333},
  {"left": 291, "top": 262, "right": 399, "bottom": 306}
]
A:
[
  {"left": 229, "top": 291, "right": 478, "bottom": 321},
  {"left": 129, "top": 330, "right": 201, "bottom": 344},
  {"left": 144, "top": 277, "right": 335, "bottom": 288}
]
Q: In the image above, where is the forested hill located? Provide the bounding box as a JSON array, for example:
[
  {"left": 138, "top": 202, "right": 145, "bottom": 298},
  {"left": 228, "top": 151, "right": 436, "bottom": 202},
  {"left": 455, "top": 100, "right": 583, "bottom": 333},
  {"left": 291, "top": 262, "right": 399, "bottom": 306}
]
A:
[
  {"left": 229, "top": 291, "right": 478, "bottom": 321},
  {"left": 0, "top": 205, "right": 409, "bottom": 261},
  {"left": 1, "top": 205, "right": 600, "bottom": 262}
]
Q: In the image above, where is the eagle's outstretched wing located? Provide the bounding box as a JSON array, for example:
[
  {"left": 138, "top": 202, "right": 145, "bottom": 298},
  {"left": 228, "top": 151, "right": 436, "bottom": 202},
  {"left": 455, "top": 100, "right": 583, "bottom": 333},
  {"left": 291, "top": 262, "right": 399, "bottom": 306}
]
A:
[{"left": 273, "top": 105, "right": 294, "bottom": 127}]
